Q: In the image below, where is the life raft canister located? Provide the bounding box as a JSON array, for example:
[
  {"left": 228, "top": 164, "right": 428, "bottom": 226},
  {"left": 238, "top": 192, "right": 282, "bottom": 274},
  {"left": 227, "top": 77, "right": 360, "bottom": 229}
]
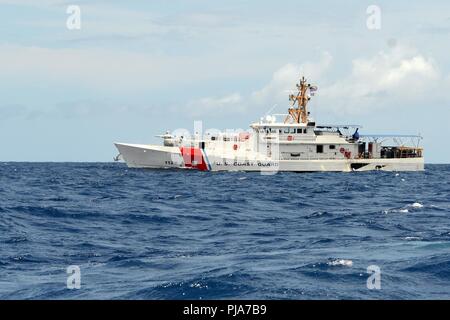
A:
[
  {"left": 233, "top": 144, "right": 238, "bottom": 151},
  {"left": 287, "top": 135, "right": 293, "bottom": 141}
]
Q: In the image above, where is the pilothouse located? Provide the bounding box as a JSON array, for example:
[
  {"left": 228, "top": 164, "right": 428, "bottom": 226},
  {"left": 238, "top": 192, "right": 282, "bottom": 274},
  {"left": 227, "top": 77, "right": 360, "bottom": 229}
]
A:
[{"left": 114, "top": 76, "right": 424, "bottom": 172}]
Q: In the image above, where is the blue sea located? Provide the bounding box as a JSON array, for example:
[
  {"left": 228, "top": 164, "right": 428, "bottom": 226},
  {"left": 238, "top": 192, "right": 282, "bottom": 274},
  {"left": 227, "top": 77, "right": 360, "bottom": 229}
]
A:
[{"left": 0, "top": 163, "right": 449, "bottom": 299}]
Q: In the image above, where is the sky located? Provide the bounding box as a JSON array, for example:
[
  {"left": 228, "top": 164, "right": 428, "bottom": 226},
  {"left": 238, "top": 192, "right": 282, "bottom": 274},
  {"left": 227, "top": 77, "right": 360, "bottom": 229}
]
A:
[{"left": 0, "top": 0, "right": 449, "bottom": 162}]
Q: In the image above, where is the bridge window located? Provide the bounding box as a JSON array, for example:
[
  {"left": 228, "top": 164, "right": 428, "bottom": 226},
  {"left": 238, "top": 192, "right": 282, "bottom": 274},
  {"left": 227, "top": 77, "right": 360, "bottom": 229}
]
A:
[
  {"left": 317, "top": 145, "right": 324, "bottom": 153},
  {"left": 329, "top": 145, "right": 336, "bottom": 150},
  {"left": 296, "top": 128, "right": 302, "bottom": 134},
  {"left": 284, "top": 129, "right": 290, "bottom": 134}
]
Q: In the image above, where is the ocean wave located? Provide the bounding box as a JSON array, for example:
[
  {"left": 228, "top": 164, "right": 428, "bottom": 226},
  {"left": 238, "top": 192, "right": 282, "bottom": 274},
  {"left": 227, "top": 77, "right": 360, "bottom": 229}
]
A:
[
  {"left": 404, "top": 236, "right": 422, "bottom": 241},
  {"left": 383, "top": 202, "right": 425, "bottom": 214},
  {"left": 1, "top": 163, "right": 449, "bottom": 299},
  {"left": 401, "top": 255, "right": 450, "bottom": 279},
  {"left": 123, "top": 213, "right": 176, "bottom": 224},
  {"left": 327, "top": 259, "right": 353, "bottom": 267},
  {"left": 121, "top": 272, "right": 256, "bottom": 299},
  {"left": 305, "top": 211, "right": 332, "bottom": 219},
  {"left": 3, "top": 235, "right": 29, "bottom": 244}
]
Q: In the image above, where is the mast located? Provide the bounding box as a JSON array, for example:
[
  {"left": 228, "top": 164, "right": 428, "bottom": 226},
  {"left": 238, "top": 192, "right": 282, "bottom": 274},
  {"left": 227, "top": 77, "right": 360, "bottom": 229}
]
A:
[{"left": 284, "top": 76, "right": 317, "bottom": 124}]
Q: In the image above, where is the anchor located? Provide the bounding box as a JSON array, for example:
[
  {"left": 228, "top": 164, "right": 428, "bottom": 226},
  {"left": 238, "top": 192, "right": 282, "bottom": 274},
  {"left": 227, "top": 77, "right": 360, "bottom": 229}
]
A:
[{"left": 113, "top": 153, "right": 122, "bottom": 162}]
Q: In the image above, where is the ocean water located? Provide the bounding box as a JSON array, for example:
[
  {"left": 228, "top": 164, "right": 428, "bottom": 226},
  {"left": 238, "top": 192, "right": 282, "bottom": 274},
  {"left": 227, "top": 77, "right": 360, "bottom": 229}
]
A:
[{"left": 0, "top": 162, "right": 449, "bottom": 300}]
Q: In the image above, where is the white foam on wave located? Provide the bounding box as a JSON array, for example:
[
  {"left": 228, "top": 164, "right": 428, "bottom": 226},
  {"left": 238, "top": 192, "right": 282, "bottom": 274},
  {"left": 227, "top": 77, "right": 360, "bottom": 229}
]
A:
[
  {"left": 384, "top": 202, "right": 423, "bottom": 214},
  {"left": 404, "top": 236, "right": 421, "bottom": 241},
  {"left": 190, "top": 282, "right": 208, "bottom": 289},
  {"left": 383, "top": 208, "right": 408, "bottom": 214},
  {"left": 328, "top": 259, "right": 353, "bottom": 267},
  {"left": 410, "top": 202, "right": 423, "bottom": 208}
]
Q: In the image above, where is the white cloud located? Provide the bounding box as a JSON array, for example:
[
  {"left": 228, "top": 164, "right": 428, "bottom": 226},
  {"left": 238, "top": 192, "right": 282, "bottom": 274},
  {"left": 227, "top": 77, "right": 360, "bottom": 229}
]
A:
[
  {"left": 183, "top": 45, "right": 445, "bottom": 119},
  {"left": 182, "top": 93, "right": 243, "bottom": 116},
  {"left": 321, "top": 45, "right": 440, "bottom": 114},
  {"left": 0, "top": 44, "right": 265, "bottom": 92},
  {"left": 1, "top": 42, "right": 445, "bottom": 121},
  {"left": 0, "top": 0, "right": 62, "bottom": 5},
  {"left": 0, "top": 45, "right": 174, "bottom": 90},
  {"left": 183, "top": 52, "right": 333, "bottom": 118},
  {"left": 251, "top": 52, "right": 332, "bottom": 106}
]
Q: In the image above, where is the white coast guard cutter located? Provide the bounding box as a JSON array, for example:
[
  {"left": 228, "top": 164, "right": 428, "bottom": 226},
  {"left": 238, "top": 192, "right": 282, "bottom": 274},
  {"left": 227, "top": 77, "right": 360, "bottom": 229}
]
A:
[{"left": 114, "top": 76, "right": 424, "bottom": 172}]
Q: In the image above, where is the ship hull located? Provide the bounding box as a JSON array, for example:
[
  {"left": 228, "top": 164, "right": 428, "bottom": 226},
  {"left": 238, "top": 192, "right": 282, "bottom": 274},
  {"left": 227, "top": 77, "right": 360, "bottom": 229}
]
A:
[
  {"left": 114, "top": 143, "right": 185, "bottom": 169},
  {"left": 115, "top": 143, "right": 424, "bottom": 172}
]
